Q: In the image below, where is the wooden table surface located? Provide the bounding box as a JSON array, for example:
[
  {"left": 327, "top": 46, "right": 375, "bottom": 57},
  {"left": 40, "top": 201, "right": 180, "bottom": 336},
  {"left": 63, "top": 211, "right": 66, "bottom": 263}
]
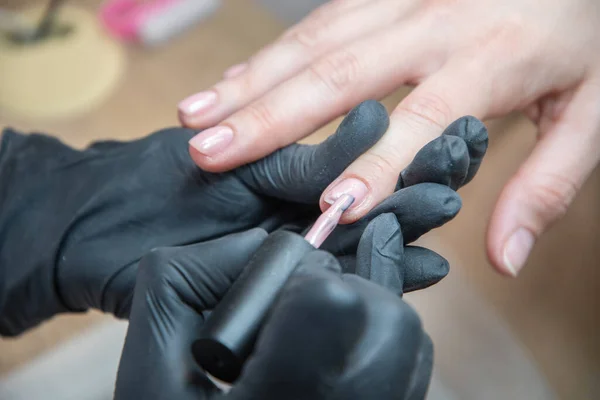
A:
[{"left": 1, "top": 1, "right": 598, "bottom": 398}]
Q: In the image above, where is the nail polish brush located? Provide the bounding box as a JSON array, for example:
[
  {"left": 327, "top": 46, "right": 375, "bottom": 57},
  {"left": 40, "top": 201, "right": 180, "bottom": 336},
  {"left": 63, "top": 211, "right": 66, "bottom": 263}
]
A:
[{"left": 192, "top": 195, "right": 355, "bottom": 383}]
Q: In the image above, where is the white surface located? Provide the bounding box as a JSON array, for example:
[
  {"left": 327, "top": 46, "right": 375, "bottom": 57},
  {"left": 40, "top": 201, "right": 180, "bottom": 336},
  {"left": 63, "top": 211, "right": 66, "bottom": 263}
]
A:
[{"left": 0, "top": 320, "right": 127, "bottom": 400}]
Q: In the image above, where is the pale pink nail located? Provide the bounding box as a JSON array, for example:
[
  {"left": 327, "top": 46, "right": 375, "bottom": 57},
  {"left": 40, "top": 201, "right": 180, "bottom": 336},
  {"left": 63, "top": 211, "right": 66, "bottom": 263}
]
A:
[
  {"left": 178, "top": 91, "right": 217, "bottom": 117},
  {"left": 189, "top": 126, "right": 233, "bottom": 157},
  {"left": 503, "top": 228, "right": 535, "bottom": 276},
  {"left": 223, "top": 63, "right": 248, "bottom": 79},
  {"left": 324, "top": 178, "right": 369, "bottom": 209}
]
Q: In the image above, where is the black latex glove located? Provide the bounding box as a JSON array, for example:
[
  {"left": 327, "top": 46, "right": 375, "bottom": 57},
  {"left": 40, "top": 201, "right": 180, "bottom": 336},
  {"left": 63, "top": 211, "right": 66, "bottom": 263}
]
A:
[
  {"left": 115, "top": 228, "right": 432, "bottom": 400},
  {"left": 0, "top": 101, "right": 389, "bottom": 336},
  {"left": 0, "top": 99, "right": 487, "bottom": 336},
  {"left": 321, "top": 116, "right": 488, "bottom": 295}
]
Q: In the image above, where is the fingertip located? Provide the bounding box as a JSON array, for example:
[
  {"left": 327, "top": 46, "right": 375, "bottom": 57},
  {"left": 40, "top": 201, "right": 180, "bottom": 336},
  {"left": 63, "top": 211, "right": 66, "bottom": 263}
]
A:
[
  {"left": 177, "top": 91, "right": 219, "bottom": 128},
  {"left": 486, "top": 182, "right": 529, "bottom": 278},
  {"left": 421, "top": 183, "right": 463, "bottom": 219},
  {"left": 187, "top": 144, "right": 236, "bottom": 173},
  {"left": 333, "top": 100, "right": 389, "bottom": 153},
  {"left": 485, "top": 230, "right": 519, "bottom": 277},
  {"left": 323, "top": 188, "right": 376, "bottom": 224},
  {"left": 444, "top": 116, "right": 488, "bottom": 144},
  {"left": 352, "top": 100, "right": 389, "bottom": 126},
  {"left": 178, "top": 111, "right": 203, "bottom": 129},
  {"left": 320, "top": 162, "right": 398, "bottom": 224},
  {"left": 188, "top": 145, "right": 214, "bottom": 171},
  {"left": 402, "top": 247, "right": 449, "bottom": 292},
  {"left": 401, "top": 135, "right": 469, "bottom": 189}
]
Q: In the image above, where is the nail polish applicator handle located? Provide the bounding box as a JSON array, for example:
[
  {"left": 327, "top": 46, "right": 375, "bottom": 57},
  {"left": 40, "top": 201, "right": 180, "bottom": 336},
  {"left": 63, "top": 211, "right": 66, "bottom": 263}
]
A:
[{"left": 192, "top": 195, "right": 354, "bottom": 383}]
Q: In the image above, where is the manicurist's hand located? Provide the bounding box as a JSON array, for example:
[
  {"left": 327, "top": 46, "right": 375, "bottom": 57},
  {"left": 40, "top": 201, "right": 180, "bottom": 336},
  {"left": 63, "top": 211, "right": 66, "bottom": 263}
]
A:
[
  {"left": 0, "top": 101, "right": 387, "bottom": 336},
  {"left": 0, "top": 99, "right": 487, "bottom": 336},
  {"left": 179, "top": 0, "right": 600, "bottom": 276},
  {"left": 115, "top": 229, "right": 433, "bottom": 400}
]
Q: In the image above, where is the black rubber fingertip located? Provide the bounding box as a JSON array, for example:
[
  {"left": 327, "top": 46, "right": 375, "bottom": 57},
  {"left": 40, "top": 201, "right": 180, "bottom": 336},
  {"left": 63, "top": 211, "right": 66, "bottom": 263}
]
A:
[
  {"left": 366, "top": 183, "right": 464, "bottom": 244},
  {"left": 346, "top": 100, "right": 389, "bottom": 131},
  {"left": 443, "top": 116, "right": 489, "bottom": 183},
  {"left": 355, "top": 214, "right": 405, "bottom": 295},
  {"left": 402, "top": 247, "right": 449, "bottom": 293},
  {"left": 441, "top": 191, "right": 462, "bottom": 218},
  {"left": 400, "top": 135, "right": 469, "bottom": 190},
  {"left": 331, "top": 100, "right": 389, "bottom": 156},
  {"left": 444, "top": 116, "right": 487, "bottom": 144},
  {"left": 417, "top": 183, "right": 463, "bottom": 221},
  {"left": 444, "top": 135, "right": 469, "bottom": 162}
]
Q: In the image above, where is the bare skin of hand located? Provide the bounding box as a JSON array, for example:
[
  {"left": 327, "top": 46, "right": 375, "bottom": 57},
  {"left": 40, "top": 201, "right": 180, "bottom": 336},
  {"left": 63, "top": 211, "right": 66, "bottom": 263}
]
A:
[{"left": 178, "top": 0, "right": 600, "bottom": 277}]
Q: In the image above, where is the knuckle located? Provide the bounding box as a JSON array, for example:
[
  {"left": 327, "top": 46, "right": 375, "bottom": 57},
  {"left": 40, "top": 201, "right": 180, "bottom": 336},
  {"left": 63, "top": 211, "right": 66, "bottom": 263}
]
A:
[
  {"left": 282, "top": 6, "right": 330, "bottom": 51},
  {"left": 286, "top": 20, "right": 328, "bottom": 52},
  {"left": 314, "top": 278, "right": 361, "bottom": 312},
  {"left": 422, "top": 0, "right": 458, "bottom": 20},
  {"left": 243, "top": 102, "right": 280, "bottom": 134},
  {"left": 371, "top": 296, "right": 422, "bottom": 333},
  {"left": 361, "top": 150, "right": 401, "bottom": 179},
  {"left": 289, "top": 29, "right": 321, "bottom": 50},
  {"left": 396, "top": 92, "right": 452, "bottom": 131},
  {"left": 308, "top": 50, "right": 362, "bottom": 96},
  {"left": 388, "top": 302, "right": 422, "bottom": 333},
  {"left": 481, "top": 14, "right": 529, "bottom": 56},
  {"left": 312, "top": 0, "right": 340, "bottom": 16},
  {"left": 525, "top": 172, "right": 579, "bottom": 221},
  {"left": 288, "top": 276, "right": 360, "bottom": 315},
  {"left": 423, "top": 0, "right": 459, "bottom": 8}
]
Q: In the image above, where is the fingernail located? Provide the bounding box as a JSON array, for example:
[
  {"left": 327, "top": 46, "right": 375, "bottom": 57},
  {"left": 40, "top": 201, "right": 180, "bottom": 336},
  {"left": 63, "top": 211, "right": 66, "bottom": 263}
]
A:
[
  {"left": 324, "top": 178, "right": 369, "bottom": 209},
  {"left": 503, "top": 228, "right": 535, "bottom": 276},
  {"left": 189, "top": 126, "right": 234, "bottom": 157},
  {"left": 223, "top": 63, "right": 248, "bottom": 79},
  {"left": 178, "top": 91, "right": 217, "bottom": 117}
]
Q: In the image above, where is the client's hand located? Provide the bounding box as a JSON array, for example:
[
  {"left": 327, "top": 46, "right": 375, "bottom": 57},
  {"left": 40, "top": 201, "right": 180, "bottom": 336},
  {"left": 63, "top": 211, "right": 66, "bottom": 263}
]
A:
[{"left": 115, "top": 227, "right": 432, "bottom": 400}]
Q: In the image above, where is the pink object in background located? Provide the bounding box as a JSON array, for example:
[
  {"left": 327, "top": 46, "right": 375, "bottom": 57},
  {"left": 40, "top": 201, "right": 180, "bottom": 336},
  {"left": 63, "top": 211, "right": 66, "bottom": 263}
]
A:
[{"left": 100, "top": 0, "right": 221, "bottom": 46}]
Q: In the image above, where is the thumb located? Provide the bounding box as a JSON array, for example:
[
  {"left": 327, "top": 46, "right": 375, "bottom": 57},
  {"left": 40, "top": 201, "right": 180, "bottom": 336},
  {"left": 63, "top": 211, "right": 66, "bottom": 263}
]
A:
[
  {"left": 487, "top": 81, "right": 600, "bottom": 276},
  {"left": 115, "top": 229, "right": 267, "bottom": 400}
]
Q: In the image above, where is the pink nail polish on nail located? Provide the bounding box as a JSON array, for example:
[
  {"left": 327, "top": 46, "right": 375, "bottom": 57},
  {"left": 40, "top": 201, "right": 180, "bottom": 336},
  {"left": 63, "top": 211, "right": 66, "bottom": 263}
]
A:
[
  {"left": 324, "top": 178, "right": 369, "bottom": 208},
  {"left": 189, "top": 126, "right": 234, "bottom": 157},
  {"left": 178, "top": 91, "right": 217, "bottom": 117},
  {"left": 223, "top": 63, "right": 248, "bottom": 79},
  {"left": 503, "top": 228, "right": 535, "bottom": 276}
]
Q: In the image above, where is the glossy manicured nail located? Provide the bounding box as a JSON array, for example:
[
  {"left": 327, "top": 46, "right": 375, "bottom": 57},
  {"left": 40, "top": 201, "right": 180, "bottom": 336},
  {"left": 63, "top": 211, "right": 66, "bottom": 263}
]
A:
[
  {"left": 189, "top": 126, "right": 233, "bottom": 157},
  {"left": 178, "top": 91, "right": 217, "bottom": 117},
  {"left": 503, "top": 228, "right": 535, "bottom": 276},
  {"left": 324, "top": 178, "right": 369, "bottom": 209},
  {"left": 223, "top": 63, "right": 248, "bottom": 79}
]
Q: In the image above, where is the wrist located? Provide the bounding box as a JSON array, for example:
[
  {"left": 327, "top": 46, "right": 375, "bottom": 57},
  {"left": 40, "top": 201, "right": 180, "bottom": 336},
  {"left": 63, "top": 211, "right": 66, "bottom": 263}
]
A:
[{"left": 0, "top": 129, "right": 75, "bottom": 335}]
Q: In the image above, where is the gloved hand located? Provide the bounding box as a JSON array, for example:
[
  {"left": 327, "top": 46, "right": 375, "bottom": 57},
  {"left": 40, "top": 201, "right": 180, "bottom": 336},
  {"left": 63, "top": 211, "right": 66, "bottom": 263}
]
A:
[
  {"left": 0, "top": 101, "right": 388, "bottom": 336},
  {"left": 322, "top": 116, "right": 488, "bottom": 295},
  {"left": 115, "top": 227, "right": 433, "bottom": 400},
  {"left": 0, "top": 100, "right": 487, "bottom": 336}
]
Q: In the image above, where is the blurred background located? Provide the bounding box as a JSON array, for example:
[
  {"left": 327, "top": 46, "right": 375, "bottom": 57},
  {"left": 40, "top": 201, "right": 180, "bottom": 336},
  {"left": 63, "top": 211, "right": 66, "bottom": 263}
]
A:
[{"left": 0, "top": 1, "right": 598, "bottom": 399}]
